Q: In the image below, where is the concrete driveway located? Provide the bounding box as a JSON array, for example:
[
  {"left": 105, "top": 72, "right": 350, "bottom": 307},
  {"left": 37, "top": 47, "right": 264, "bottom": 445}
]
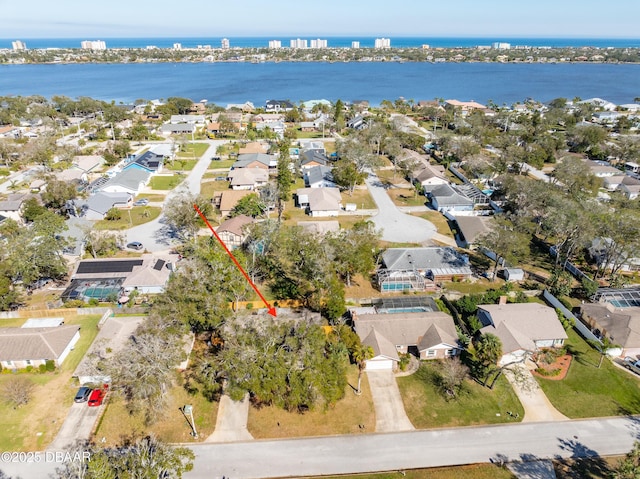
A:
[
  {"left": 504, "top": 363, "right": 568, "bottom": 422},
  {"left": 47, "top": 402, "right": 102, "bottom": 450},
  {"left": 206, "top": 394, "right": 254, "bottom": 443},
  {"left": 366, "top": 370, "right": 414, "bottom": 432},
  {"left": 125, "top": 140, "right": 228, "bottom": 252},
  {"left": 365, "top": 172, "right": 436, "bottom": 243}
]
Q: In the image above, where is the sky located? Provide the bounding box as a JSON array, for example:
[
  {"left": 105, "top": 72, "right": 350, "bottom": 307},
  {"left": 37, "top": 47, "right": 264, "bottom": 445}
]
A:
[{"left": 0, "top": 0, "right": 638, "bottom": 39}]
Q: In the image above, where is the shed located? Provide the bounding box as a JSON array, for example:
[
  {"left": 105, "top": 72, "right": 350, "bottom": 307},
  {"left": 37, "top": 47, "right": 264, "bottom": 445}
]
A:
[
  {"left": 503, "top": 268, "right": 525, "bottom": 281},
  {"left": 22, "top": 318, "right": 65, "bottom": 328}
]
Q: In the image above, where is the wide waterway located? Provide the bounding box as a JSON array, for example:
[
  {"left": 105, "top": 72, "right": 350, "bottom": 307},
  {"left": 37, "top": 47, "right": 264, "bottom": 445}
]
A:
[{"left": 1, "top": 62, "right": 639, "bottom": 106}]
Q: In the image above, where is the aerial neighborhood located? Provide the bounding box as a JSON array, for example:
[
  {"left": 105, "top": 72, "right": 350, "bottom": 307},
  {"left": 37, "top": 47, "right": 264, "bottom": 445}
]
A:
[{"left": 2, "top": 91, "right": 640, "bottom": 477}]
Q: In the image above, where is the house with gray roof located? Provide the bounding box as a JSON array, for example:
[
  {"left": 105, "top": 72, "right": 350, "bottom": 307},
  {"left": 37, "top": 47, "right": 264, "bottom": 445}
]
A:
[
  {"left": 0, "top": 193, "right": 31, "bottom": 223},
  {"left": 0, "top": 325, "right": 80, "bottom": 369},
  {"left": 424, "top": 183, "right": 474, "bottom": 213},
  {"left": 304, "top": 165, "right": 336, "bottom": 188},
  {"left": 101, "top": 168, "right": 151, "bottom": 195},
  {"left": 228, "top": 168, "right": 268, "bottom": 190},
  {"left": 478, "top": 303, "right": 567, "bottom": 365},
  {"left": 580, "top": 303, "right": 640, "bottom": 358},
  {"left": 300, "top": 150, "right": 330, "bottom": 170},
  {"left": 453, "top": 215, "right": 495, "bottom": 248},
  {"left": 232, "top": 153, "right": 277, "bottom": 170},
  {"left": 80, "top": 192, "right": 132, "bottom": 220},
  {"left": 296, "top": 187, "right": 341, "bottom": 217},
  {"left": 352, "top": 310, "right": 461, "bottom": 369}
]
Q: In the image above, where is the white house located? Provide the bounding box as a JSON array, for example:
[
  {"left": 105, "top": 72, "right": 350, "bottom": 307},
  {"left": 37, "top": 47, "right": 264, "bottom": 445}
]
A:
[
  {"left": 100, "top": 169, "right": 151, "bottom": 195},
  {"left": 0, "top": 325, "right": 80, "bottom": 369},
  {"left": 296, "top": 187, "right": 341, "bottom": 217},
  {"left": 228, "top": 168, "right": 268, "bottom": 191}
]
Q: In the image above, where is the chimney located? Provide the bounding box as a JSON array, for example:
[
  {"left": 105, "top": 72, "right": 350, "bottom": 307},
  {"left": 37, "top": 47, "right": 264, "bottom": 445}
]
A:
[{"left": 499, "top": 296, "right": 508, "bottom": 305}]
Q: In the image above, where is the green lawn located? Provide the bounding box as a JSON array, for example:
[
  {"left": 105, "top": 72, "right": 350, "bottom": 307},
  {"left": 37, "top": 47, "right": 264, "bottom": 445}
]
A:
[
  {"left": 166, "top": 159, "right": 198, "bottom": 171},
  {"left": 536, "top": 328, "right": 640, "bottom": 418},
  {"left": 94, "top": 206, "right": 161, "bottom": 230},
  {"left": 341, "top": 188, "right": 377, "bottom": 209},
  {"left": 388, "top": 188, "right": 427, "bottom": 207},
  {"left": 209, "top": 159, "right": 236, "bottom": 169},
  {"left": 150, "top": 174, "right": 184, "bottom": 190},
  {"left": 398, "top": 362, "right": 524, "bottom": 428},
  {"left": 411, "top": 211, "right": 455, "bottom": 238},
  {"left": 177, "top": 142, "right": 209, "bottom": 158},
  {"left": 200, "top": 180, "right": 231, "bottom": 198},
  {"left": 135, "top": 193, "right": 166, "bottom": 202}
]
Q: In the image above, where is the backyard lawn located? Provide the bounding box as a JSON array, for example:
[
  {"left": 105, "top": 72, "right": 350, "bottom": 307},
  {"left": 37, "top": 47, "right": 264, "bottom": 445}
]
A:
[
  {"left": 247, "top": 365, "right": 375, "bottom": 438},
  {"left": 536, "top": 328, "right": 640, "bottom": 418},
  {"left": 398, "top": 362, "right": 524, "bottom": 429},
  {"left": 0, "top": 314, "right": 101, "bottom": 451},
  {"left": 94, "top": 206, "right": 161, "bottom": 230},
  {"left": 150, "top": 174, "right": 184, "bottom": 190}
]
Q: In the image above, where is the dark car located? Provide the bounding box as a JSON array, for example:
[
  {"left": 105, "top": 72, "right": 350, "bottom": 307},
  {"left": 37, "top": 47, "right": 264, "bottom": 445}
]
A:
[
  {"left": 127, "top": 241, "right": 144, "bottom": 250},
  {"left": 74, "top": 386, "right": 92, "bottom": 403}
]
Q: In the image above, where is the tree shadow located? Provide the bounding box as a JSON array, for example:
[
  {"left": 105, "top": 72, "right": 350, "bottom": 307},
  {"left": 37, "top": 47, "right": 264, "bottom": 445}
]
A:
[{"left": 555, "top": 437, "right": 611, "bottom": 479}]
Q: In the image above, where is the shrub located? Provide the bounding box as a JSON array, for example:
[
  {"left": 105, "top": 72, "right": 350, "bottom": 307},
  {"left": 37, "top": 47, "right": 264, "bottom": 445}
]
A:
[
  {"left": 38, "top": 364, "right": 47, "bottom": 373},
  {"left": 45, "top": 360, "right": 55, "bottom": 372},
  {"left": 398, "top": 353, "right": 411, "bottom": 372},
  {"left": 88, "top": 298, "right": 99, "bottom": 306},
  {"left": 246, "top": 303, "right": 253, "bottom": 310},
  {"left": 64, "top": 299, "right": 85, "bottom": 308},
  {"left": 25, "top": 366, "right": 33, "bottom": 373},
  {"left": 105, "top": 207, "right": 122, "bottom": 221},
  {"left": 535, "top": 367, "right": 562, "bottom": 377}
]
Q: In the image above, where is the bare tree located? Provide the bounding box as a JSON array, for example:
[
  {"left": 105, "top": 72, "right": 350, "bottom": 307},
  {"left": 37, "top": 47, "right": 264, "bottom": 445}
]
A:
[
  {"left": 1, "top": 377, "right": 35, "bottom": 408},
  {"left": 438, "top": 357, "right": 468, "bottom": 398}
]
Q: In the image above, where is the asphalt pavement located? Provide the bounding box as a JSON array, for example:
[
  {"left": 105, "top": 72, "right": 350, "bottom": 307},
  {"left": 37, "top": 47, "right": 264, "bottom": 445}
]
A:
[
  {"left": 125, "top": 140, "right": 227, "bottom": 252},
  {"left": 365, "top": 172, "right": 437, "bottom": 243}
]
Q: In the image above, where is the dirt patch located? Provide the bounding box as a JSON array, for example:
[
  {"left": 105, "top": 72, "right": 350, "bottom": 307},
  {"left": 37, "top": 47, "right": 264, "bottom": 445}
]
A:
[{"left": 532, "top": 354, "right": 573, "bottom": 381}]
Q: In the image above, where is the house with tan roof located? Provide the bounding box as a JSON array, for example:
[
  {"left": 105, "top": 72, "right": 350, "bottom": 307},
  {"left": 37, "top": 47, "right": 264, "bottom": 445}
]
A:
[
  {"left": 217, "top": 190, "right": 253, "bottom": 216},
  {"left": 445, "top": 99, "right": 488, "bottom": 116},
  {"left": 296, "top": 187, "right": 341, "bottom": 217},
  {"left": 228, "top": 168, "right": 268, "bottom": 190},
  {"left": 580, "top": 303, "right": 640, "bottom": 358},
  {"left": 453, "top": 215, "right": 495, "bottom": 248},
  {"left": 216, "top": 214, "right": 254, "bottom": 249},
  {"left": 0, "top": 325, "right": 80, "bottom": 369},
  {"left": 352, "top": 310, "right": 462, "bottom": 370},
  {"left": 478, "top": 303, "right": 568, "bottom": 365},
  {"left": 412, "top": 162, "right": 448, "bottom": 187}
]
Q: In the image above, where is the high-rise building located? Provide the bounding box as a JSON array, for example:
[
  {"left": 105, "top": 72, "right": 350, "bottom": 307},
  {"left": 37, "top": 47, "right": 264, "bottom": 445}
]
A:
[
  {"left": 374, "top": 38, "right": 391, "bottom": 49},
  {"left": 290, "top": 38, "right": 308, "bottom": 49},
  {"left": 351, "top": 41, "right": 360, "bottom": 49},
  {"left": 173, "top": 43, "right": 182, "bottom": 50},
  {"left": 11, "top": 40, "right": 27, "bottom": 51},
  {"left": 268, "top": 40, "right": 282, "bottom": 49},
  {"left": 310, "top": 39, "right": 327, "bottom": 49},
  {"left": 492, "top": 42, "right": 511, "bottom": 50},
  {"left": 81, "top": 40, "right": 107, "bottom": 50},
  {"left": 221, "top": 38, "right": 230, "bottom": 49}
]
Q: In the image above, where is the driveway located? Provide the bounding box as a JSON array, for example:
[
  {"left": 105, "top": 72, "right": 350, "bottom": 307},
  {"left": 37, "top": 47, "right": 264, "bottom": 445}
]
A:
[
  {"left": 504, "top": 363, "right": 568, "bottom": 422},
  {"left": 125, "top": 140, "right": 228, "bottom": 252},
  {"left": 206, "top": 394, "right": 254, "bottom": 443},
  {"left": 365, "top": 172, "right": 436, "bottom": 243},
  {"left": 366, "top": 370, "right": 414, "bottom": 432}
]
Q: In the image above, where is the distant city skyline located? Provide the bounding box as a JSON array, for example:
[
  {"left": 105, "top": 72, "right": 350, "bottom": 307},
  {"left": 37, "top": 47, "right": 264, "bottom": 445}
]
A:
[{"left": 0, "top": 0, "right": 638, "bottom": 39}]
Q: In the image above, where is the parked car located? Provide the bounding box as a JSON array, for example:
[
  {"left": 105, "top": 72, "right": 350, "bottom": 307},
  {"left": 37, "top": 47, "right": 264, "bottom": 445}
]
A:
[
  {"left": 624, "top": 357, "right": 640, "bottom": 375},
  {"left": 133, "top": 198, "right": 149, "bottom": 206},
  {"left": 74, "top": 386, "right": 92, "bottom": 403},
  {"left": 87, "top": 385, "right": 108, "bottom": 407},
  {"left": 126, "top": 241, "right": 144, "bottom": 250}
]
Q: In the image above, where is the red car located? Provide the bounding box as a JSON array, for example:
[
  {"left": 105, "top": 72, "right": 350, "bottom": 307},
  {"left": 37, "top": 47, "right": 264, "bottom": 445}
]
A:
[{"left": 87, "top": 384, "right": 108, "bottom": 407}]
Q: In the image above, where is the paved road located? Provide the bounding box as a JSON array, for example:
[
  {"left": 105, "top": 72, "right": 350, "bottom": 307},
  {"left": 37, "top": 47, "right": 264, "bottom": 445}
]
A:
[
  {"left": 365, "top": 172, "right": 436, "bottom": 243},
  {"left": 184, "top": 417, "right": 640, "bottom": 479},
  {"left": 3, "top": 416, "right": 640, "bottom": 479},
  {"left": 366, "top": 370, "right": 414, "bottom": 432},
  {"left": 125, "top": 140, "right": 227, "bottom": 252}
]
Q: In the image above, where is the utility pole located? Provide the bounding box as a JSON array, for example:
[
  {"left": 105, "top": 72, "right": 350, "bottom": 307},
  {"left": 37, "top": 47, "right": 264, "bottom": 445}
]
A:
[{"left": 183, "top": 404, "right": 198, "bottom": 438}]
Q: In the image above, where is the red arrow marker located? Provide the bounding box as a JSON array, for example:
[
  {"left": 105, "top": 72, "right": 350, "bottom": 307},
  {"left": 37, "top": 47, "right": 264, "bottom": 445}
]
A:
[{"left": 193, "top": 204, "right": 277, "bottom": 317}]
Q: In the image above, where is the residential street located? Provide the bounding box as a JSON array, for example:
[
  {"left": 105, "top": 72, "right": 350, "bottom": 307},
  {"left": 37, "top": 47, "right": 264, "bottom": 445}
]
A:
[
  {"left": 125, "top": 140, "right": 227, "bottom": 252},
  {"left": 365, "top": 172, "right": 437, "bottom": 243}
]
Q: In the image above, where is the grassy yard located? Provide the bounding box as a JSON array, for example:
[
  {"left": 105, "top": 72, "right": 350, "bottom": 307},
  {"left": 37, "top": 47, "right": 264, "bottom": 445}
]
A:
[
  {"left": 342, "top": 187, "right": 377, "bottom": 209},
  {"left": 94, "top": 206, "right": 161, "bottom": 230},
  {"left": 166, "top": 159, "right": 198, "bottom": 171},
  {"left": 135, "top": 193, "right": 167, "bottom": 202},
  {"left": 248, "top": 365, "right": 375, "bottom": 438},
  {"left": 176, "top": 142, "right": 209, "bottom": 158},
  {"left": 411, "top": 211, "right": 454, "bottom": 238},
  {"left": 536, "top": 328, "right": 640, "bottom": 418},
  {"left": 398, "top": 362, "right": 524, "bottom": 429},
  {"left": 150, "top": 174, "right": 184, "bottom": 190},
  {"left": 0, "top": 314, "right": 101, "bottom": 451},
  {"left": 388, "top": 187, "right": 427, "bottom": 207},
  {"left": 94, "top": 375, "right": 218, "bottom": 447},
  {"left": 309, "top": 464, "right": 516, "bottom": 479},
  {"left": 209, "top": 159, "right": 236, "bottom": 169},
  {"left": 200, "top": 180, "right": 232, "bottom": 198}
]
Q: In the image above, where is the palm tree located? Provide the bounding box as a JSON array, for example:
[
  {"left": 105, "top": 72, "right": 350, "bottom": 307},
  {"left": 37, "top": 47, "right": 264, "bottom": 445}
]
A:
[{"left": 352, "top": 344, "right": 374, "bottom": 395}]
